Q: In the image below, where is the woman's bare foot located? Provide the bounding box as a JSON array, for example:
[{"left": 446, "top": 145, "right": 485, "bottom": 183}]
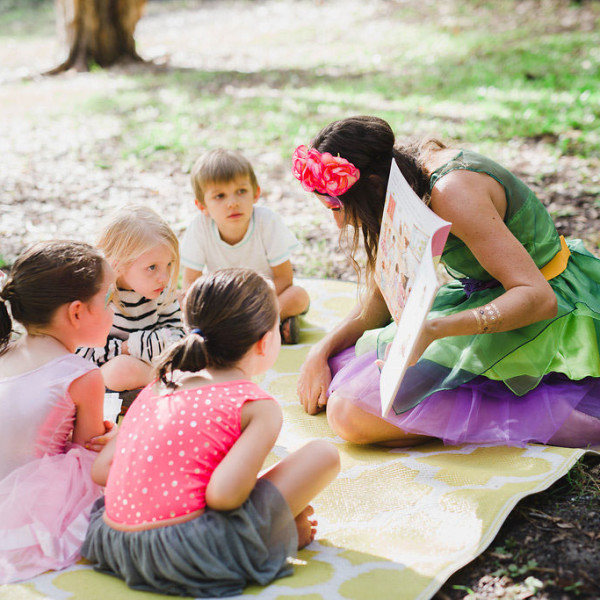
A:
[{"left": 295, "top": 505, "right": 317, "bottom": 549}]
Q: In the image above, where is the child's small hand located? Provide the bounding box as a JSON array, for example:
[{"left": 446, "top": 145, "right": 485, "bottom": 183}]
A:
[{"left": 85, "top": 420, "right": 119, "bottom": 452}]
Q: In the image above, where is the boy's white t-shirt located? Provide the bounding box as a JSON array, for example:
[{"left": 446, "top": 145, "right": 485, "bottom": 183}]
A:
[{"left": 180, "top": 205, "right": 300, "bottom": 278}]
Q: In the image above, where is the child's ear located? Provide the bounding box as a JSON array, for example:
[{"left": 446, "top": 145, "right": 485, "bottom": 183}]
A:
[
  {"left": 253, "top": 186, "right": 261, "bottom": 203},
  {"left": 255, "top": 328, "right": 271, "bottom": 356},
  {"left": 111, "top": 263, "right": 124, "bottom": 283},
  {"left": 66, "top": 300, "right": 84, "bottom": 329},
  {"left": 195, "top": 199, "right": 209, "bottom": 215}
]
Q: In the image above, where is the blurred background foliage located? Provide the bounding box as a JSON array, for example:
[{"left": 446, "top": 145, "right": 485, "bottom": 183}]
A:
[{"left": 1, "top": 0, "right": 599, "bottom": 277}]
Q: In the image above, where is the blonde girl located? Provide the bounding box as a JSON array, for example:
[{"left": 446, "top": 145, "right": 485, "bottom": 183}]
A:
[
  {"left": 77, "top": 205, "right": 184, "bottom": 392},
  {"left": 82, "top": 268, "right": 340, "bottom": 598},
  {"left": 0, "top": 241, "right": 115, "bottom": 582}
]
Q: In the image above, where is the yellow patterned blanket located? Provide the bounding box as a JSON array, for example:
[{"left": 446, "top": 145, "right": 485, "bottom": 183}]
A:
[{"left": 1, "top": 279, "right": 585, "bottom": 600}]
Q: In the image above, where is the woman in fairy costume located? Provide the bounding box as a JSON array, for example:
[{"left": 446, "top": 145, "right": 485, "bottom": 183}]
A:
[{"left": 293, "top": 115, "right": 600, "bottom": 448}]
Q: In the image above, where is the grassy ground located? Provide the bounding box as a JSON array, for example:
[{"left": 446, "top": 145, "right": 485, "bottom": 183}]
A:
[
  {"left": 1, "top": 0, "right": 599, "bottom": 597},
  {"left": 4, "top": 0, "right": 600, "bottom": 156},
  {"left": 1, "top": 0, "right": 599, "bottom": 272}
]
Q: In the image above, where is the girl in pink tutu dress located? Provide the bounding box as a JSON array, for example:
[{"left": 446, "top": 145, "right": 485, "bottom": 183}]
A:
[{"left": 0, "top": 241, "right": 116, "bottom": 583}]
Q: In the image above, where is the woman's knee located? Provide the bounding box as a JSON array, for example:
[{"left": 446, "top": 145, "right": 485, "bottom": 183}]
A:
[{"left": 326, "top": 393, "right": 373, "bottom": 444}]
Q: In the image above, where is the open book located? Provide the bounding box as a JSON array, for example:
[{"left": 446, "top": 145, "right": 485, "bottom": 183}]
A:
[{"left": 376, "top": 160, "right": 451, "bottom": 417}]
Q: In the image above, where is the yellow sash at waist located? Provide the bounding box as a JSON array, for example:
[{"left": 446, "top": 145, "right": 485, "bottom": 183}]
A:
[{"left": 540, "top": 235, "right": 571, "bottom": 280}]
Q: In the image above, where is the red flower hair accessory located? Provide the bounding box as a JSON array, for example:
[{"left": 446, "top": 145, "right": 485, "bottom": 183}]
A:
[{"left": 292, "top": 145, "right": 360, "bottom": 196}]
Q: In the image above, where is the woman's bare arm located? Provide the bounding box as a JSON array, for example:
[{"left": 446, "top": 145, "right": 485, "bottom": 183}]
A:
[
  {"left": 412, "top": 170, "right": 557, "bottom": 362},
  {"left": 297, "top": 285, "right": 391, "bottom": 414}
]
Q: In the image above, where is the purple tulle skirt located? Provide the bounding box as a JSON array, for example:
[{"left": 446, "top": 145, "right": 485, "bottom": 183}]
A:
[{"left": 328, "top": 347, "right": 600, "bottom": 448}]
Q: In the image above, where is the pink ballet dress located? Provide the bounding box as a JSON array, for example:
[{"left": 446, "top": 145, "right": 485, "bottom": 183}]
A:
[{"left": 0, "top": 354, "right": 103, "bottom": 583}]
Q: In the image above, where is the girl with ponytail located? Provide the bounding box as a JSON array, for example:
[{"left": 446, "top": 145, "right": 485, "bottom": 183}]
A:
[{"left": 82, "top": 268, "right": 339, "bottom": 598}]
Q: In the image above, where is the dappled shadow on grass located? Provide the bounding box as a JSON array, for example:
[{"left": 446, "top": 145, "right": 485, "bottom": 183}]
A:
[
  {"left": 96, "top": 19, "right": 600, "bottom": 157},
  {"left": 127, "top": 60, "right": 378, "bottom": 92},
  {"left": 2, "top": 0, "right": 599, "bottom": 270},
  {"left": 4, "top": 0, "right": 598, "bottom": 155}
]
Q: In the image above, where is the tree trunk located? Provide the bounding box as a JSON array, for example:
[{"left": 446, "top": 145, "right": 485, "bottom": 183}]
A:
[{"left": 48, "top": 0, "right": 147, "bottom": 74}]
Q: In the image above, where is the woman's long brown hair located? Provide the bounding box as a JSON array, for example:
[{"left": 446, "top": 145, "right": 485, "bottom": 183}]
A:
[{"left": 311, "top": 115, "right": 446, "bottom": 287}]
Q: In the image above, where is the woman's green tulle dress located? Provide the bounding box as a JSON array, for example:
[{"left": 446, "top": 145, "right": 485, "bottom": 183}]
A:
[{"left": 329, "top": 150, "right": 600, "bottom": 447}]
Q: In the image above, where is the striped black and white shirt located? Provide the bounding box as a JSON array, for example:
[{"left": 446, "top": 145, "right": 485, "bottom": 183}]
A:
[{"left": 76, "top": 288, "right": 184, "bottom": 367}]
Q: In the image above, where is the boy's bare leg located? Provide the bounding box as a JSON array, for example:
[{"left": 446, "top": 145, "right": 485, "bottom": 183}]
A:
[{"left": 278, "top": 285, "right": 310, "bottom": 321}]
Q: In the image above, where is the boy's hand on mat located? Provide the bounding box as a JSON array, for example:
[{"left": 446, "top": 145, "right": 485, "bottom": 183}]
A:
[
  {"left": 297, "top": 351, "right": 330, "bottom": 415},
  {"left": 85, "top": 420, "right": 119, "bottom": 452}
]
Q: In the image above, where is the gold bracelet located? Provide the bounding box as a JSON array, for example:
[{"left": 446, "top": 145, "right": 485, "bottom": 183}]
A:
[
  {"left": 472, "top": 302, "right": 502, "bottom": 334},
  {"left": 485, "top": 302, "right": 502, "bottom": 332}
]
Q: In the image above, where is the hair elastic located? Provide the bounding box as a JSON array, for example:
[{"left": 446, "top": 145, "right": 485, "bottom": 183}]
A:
[{"left": 191, "top": 328, "right": 205, "bottom": 338}]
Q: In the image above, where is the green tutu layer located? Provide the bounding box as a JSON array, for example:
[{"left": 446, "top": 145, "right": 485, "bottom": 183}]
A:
[
  {"left": 366, "top": 239, "right": 600, "bottom": 412},
  {"left": 355, "top": 151, "right": 600, "bottom": 415}
]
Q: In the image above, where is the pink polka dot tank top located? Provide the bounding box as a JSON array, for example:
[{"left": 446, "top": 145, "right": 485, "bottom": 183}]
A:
[{"left": 104, "top": 380, "right": 275, "bottom": 526}]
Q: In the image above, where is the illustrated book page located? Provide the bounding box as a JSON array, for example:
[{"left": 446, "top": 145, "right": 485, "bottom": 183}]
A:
[{"left": 376, "top": 160, "right": 451, "bottom": 417}]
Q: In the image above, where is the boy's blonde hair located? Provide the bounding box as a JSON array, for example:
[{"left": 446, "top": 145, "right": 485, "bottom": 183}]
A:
[
  {"left": 97, "top": 205, "right": 180, "bottom": 309},
  {"left": 190, "top": 149, "right": 259, "bottom": 204}
]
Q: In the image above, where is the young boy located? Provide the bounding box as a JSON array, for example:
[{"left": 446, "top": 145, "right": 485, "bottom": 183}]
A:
[{"left": 180, "top": 148, "right": 310, "bottom": 344}]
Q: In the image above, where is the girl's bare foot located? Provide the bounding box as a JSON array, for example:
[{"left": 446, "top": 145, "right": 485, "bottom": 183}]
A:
[{"left": 295, "top": 505, "right": 317, "bottom": 549}]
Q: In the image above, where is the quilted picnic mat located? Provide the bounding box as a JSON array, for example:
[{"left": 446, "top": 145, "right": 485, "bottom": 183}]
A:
[{"left": 0, "top": 279, "right": 586, "bottom": 600}]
